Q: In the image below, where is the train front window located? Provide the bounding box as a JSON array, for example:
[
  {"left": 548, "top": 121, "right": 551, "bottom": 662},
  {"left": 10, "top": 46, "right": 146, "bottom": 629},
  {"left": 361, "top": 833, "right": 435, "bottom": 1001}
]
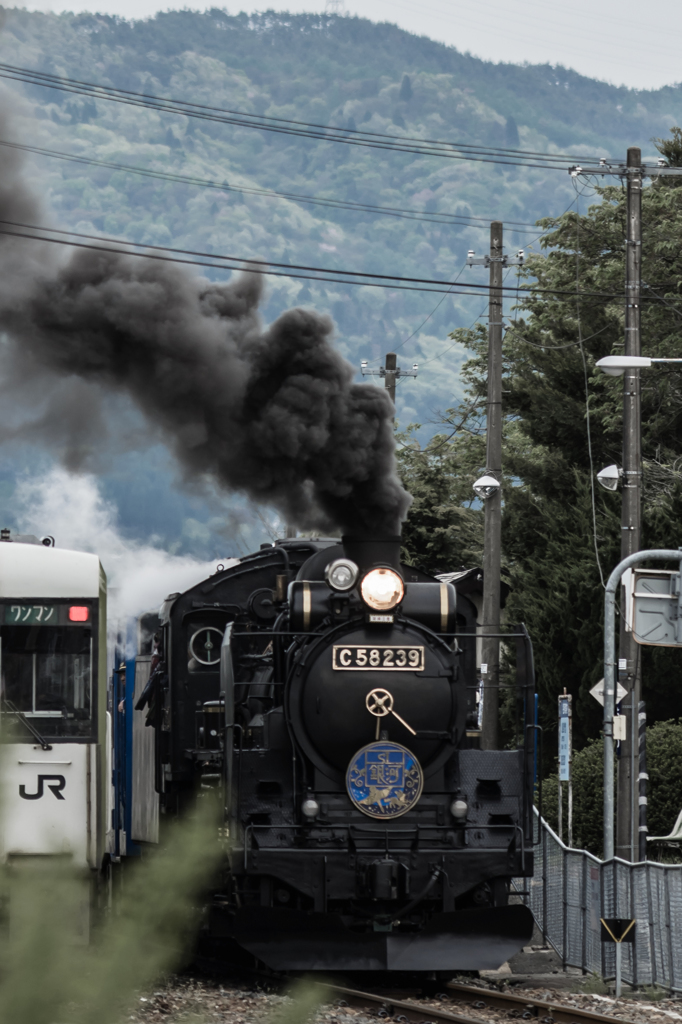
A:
[{"left": 0, "top": 622, "right": 93, "bottom": 739}]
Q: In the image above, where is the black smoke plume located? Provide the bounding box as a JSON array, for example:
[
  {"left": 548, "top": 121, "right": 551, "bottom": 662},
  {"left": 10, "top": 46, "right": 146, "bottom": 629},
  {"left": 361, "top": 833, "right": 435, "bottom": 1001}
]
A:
[{"left": 0, "top": 105, "right": 411, "bottom": 535}]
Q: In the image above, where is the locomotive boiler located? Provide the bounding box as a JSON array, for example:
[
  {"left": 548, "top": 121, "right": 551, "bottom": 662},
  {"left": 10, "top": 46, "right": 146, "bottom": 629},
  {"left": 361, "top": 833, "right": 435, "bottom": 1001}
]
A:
[{"left": 140, "top": 534, "right": 536, "bottom": 974}]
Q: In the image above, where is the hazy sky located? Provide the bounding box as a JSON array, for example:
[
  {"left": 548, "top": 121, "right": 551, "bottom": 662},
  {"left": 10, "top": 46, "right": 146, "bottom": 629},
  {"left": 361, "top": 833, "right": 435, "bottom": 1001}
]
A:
[{"left": 15, "top": 0, "right": 682, "bottom": 92}]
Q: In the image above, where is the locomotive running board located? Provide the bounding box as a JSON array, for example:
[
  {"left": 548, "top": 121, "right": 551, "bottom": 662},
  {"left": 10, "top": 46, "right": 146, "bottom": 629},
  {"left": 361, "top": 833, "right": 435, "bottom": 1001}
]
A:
[{"left": 209, "top": 904, "right": 534, "bottom": 971}]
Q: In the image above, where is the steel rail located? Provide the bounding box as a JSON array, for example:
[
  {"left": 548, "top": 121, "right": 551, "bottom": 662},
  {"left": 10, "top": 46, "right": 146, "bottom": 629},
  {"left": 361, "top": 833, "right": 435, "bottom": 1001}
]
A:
[
  {"left": 322, "top": 982, "right": 640, "bottom": 1024},
  {"left": 325, "top": 985, "right": 487, "bottom": 1024},
  {"left": 445, "top": 981, "right": 639, "bottom": 1024}
]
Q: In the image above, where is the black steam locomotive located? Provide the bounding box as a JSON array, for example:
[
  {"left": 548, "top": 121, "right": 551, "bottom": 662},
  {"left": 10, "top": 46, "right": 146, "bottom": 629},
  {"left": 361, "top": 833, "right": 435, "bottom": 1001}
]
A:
[{"left": 142, "top": 535, "right": 535, "bottom": 973}]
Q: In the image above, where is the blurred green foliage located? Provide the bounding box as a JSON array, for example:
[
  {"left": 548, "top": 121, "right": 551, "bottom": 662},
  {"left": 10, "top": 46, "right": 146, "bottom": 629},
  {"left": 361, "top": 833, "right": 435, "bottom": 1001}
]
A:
[{"left": 0, "top": 800, "right": 222, "bottom": 1024}]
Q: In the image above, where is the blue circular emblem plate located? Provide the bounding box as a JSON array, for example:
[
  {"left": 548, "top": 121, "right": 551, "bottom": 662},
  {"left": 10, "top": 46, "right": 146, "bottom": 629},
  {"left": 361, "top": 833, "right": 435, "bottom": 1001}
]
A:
[{"left": 346, "top": 741, "right": 423, "bottom": 819}]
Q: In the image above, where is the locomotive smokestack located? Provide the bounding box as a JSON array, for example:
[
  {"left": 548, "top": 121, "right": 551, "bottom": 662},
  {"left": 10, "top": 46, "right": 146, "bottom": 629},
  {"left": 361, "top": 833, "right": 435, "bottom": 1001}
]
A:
[
  {"left": 342, "top": 535, "right": 402, "bottom": 572},
  {"left": 0, "top": 102, "right": 412, "bottom": 537}
]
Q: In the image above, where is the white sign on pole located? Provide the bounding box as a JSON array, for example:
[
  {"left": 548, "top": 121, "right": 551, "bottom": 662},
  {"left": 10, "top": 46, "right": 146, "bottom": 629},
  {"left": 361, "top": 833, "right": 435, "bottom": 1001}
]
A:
[
  {"left": 590, "top": 679, "right": 627, "bottom": 707},
  {"left": 559, "top": 694, "right": 572, "bottom": 782}
]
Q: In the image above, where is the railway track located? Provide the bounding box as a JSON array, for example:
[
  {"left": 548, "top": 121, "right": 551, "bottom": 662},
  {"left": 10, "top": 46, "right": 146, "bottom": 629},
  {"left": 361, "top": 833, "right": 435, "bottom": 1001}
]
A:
[
  {"left": 446, "top": 982, "right": 638, "bottom": 1024},
  {"left": 326, "top": 982, "right": 640, "bottom": 1024}
]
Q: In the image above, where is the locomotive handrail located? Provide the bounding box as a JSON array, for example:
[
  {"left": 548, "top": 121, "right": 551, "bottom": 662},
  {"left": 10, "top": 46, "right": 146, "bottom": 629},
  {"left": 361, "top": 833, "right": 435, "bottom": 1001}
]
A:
[
  {"left": 226, "top": 628, "right": 532, "bottom": 638},
  {"left": 206, "top": 546, "right": 292, "bottom": 589},
  {"left": 221, "top": 623, "right": 237, "bottom": 838}
]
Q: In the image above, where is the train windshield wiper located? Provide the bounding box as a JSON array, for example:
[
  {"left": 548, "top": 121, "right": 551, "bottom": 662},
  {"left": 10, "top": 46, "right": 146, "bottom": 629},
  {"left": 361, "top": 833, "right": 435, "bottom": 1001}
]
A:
[{"left": 1, "top": 697, "right": 52, "bottom": 750}]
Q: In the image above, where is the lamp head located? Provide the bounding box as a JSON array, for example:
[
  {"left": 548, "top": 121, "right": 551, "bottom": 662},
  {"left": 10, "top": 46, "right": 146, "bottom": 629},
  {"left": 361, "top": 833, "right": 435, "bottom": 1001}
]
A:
[
  {"left": 596, "top": 355, "right": 652, "bottom": 377},
  {"left": 473, "top": 474, "right": 501, "bottom": 499},
  {"left": 597, "top": 464, "right": 622, "bottom": 492}
]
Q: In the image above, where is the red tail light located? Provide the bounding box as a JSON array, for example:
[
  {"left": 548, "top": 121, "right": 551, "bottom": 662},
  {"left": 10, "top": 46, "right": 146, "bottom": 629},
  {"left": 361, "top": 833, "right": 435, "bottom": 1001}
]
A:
[{"left": 69, "top": 605, "right": 89, "bottom": 622}]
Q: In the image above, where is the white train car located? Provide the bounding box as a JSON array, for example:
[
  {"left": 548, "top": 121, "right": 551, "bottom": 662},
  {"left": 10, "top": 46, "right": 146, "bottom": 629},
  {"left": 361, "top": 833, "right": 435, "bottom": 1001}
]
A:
[{"left": 0, "top": 533, "right": 107, "bottom": 935}]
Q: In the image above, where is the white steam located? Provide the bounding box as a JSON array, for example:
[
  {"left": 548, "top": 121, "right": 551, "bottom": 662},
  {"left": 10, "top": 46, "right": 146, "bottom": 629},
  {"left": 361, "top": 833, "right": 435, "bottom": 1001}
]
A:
[{"left": 14, "top": 468, "right": 236, "bottom": 620}]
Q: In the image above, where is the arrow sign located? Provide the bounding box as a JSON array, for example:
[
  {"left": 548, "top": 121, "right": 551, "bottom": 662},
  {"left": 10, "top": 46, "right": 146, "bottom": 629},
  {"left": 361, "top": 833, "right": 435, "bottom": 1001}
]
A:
[{"left": 590, "top": 679, "right": 628, "bottom": 707}]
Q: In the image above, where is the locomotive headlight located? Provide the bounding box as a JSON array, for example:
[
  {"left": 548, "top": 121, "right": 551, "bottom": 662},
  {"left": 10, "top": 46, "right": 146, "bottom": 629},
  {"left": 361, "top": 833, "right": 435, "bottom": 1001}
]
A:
[
  {"left": 451, "top": 799, "right": 468, "bottom": 820},
  {"left": 302, "top": 797, "right": 320, "bottom": 819},
  {"left": 325, "top": 558, "right": 359, "bottom": 592},
  {"left": 360, "top": 567, "right": 404, "bottom": 611}
]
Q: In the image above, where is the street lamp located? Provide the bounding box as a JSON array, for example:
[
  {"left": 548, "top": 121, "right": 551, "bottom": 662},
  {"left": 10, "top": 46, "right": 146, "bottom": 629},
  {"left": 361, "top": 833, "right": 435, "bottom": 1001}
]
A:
[{"left": 596, "top": 355, "right": 682, "bottom": 376}]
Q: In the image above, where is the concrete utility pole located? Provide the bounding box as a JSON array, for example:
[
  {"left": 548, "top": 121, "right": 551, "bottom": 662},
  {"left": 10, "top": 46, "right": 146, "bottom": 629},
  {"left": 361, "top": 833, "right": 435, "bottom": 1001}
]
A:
[
  {"left": 360, "top": 353, "right": 418, "bottom": 408},
  {"left": 384, "top": 352, "right": 398, "bottom": 407},
  {"left": 467, "top": 227, "right": 524, "bottom": 751},
  {"left": 481, "top": 222, "right": 504, "bottom": 751},
  {"left": 616, "top": 147, "right": 643, "bottom": 861}
]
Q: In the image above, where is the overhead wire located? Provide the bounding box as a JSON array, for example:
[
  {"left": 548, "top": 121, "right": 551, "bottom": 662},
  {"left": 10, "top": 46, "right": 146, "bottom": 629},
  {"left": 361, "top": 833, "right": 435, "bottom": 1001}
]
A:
[
  {"left": 503, "top": 319, "right": 611, "bottom": 350},
  {"left": 390, "top": 261, "right": 468, "bottom": 354},
  {"left": 0, "top": 60, "right": 593, "bottom": 159},
  {"left": 0, "top": 217, "right": 645, "bottom": 300},
  {"left": 410, "top": 222, "right": 556, "bottom": 368},
  {"left": 0, "top": 60, "right": 609, "bottom": 171},
  {"left": 641, "top": 280, "right": 682, "bottom": 322},
  {"left": 0, "top": 137, "right": 540, "bottom": 233},
  {"left": 392, "top": 268, "right": 514, "bottom": 455},
  {"left": 0, "top": 223, "right": 466, "bottom": 294}
]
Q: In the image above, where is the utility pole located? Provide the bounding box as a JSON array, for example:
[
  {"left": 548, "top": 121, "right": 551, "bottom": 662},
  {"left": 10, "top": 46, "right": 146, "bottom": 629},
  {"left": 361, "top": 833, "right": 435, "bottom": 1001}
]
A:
[
  {"left": 360, "top": 353, "right": 418, "bottom": 409},
  {"left": 616, "top": 147, "right": 643, "bottom": 861},
  {"left": 467, "top": 226, "right": 523, "bottom": 750},
  {"left": 482, "top": 222, "right": 504, "bottom": 751},
  {"left": 384, "top": 352, "right": 397, "bottom": 407}
]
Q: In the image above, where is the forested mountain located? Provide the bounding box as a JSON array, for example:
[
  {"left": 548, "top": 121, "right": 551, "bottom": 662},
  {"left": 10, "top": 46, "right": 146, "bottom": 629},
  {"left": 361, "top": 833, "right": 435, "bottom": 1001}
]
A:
[{"left": 0, "top": 7, "right": 680, "bottom": 555}]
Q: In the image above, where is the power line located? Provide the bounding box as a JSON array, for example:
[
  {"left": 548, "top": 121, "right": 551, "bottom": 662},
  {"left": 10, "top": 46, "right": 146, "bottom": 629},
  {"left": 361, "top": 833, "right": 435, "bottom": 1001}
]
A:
[
  {"left": 391, "top": 262, "right": 468, "bottom": 353},
  {"left": 0, "top": 60, "right": 607, "bottom": 171},
  {"left": 0, "top": 138, "right": 539, "bottom": 233},
  {"left": 0, "top": 223, "right": 455, "bottom": 294},
  {"left": 0, "top": 222, "right": 630, "bottom": 301},
  {"left": 0, "top": 60, "right": 591, "bottom": 160},
  {"left": 0, "top": 217, "right": 666, "bottom": 303},
  {"left": 503, "top": 318, "right": 612, "bottom": 349}
]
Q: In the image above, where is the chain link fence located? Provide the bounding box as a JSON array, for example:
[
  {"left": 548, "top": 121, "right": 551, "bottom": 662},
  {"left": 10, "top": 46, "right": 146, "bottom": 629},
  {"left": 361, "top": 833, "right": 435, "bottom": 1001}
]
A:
[{"left": 515, "top": 815, "right": 682, "bottom": 990}]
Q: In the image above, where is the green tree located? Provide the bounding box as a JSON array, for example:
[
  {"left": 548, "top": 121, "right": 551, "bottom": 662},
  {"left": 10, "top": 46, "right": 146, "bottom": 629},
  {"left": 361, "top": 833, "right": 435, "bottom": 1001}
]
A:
[
  {"left": 399, "top": 73, "right": 413, "bottom": 101},
  {"left": 397, "top": 422, "right": 484, "bottom": 572}
]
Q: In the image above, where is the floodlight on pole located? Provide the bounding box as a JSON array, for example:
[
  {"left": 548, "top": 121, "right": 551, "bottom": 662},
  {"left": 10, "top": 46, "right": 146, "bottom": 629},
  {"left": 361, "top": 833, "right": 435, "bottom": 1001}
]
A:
[
  {"left": 596, "top": 355, "right": 682, "bottom": 377},
  {"left": 473, "top": 474, "right": 501, "bottom": 499},
  {"left": 597, "top": 464, "right": 622, "bottom": 492}
]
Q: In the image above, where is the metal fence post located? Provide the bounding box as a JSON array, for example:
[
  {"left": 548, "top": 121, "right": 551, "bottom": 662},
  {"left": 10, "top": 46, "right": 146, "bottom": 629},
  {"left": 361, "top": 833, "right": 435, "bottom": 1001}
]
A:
[
  {"left": 646, "top": 866, "right": 657, "bottom": 987},
  {"left": 562, "top": 844, "right": 568, "bottom": 968},
  {"left": 581, "top": 853, "right": 588, "bottom": 974},
  {"left": 631, "top": 862, "right": 638, "bottom": 988},
  {"left": 601, "top": 859, "right": 607, "bottom": 981},
  {"left": 542, "top": 818, "right": 548, "bottom": 945},
  {"left": 659, "top": 868, "right": 671, "bottom": 987}
]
